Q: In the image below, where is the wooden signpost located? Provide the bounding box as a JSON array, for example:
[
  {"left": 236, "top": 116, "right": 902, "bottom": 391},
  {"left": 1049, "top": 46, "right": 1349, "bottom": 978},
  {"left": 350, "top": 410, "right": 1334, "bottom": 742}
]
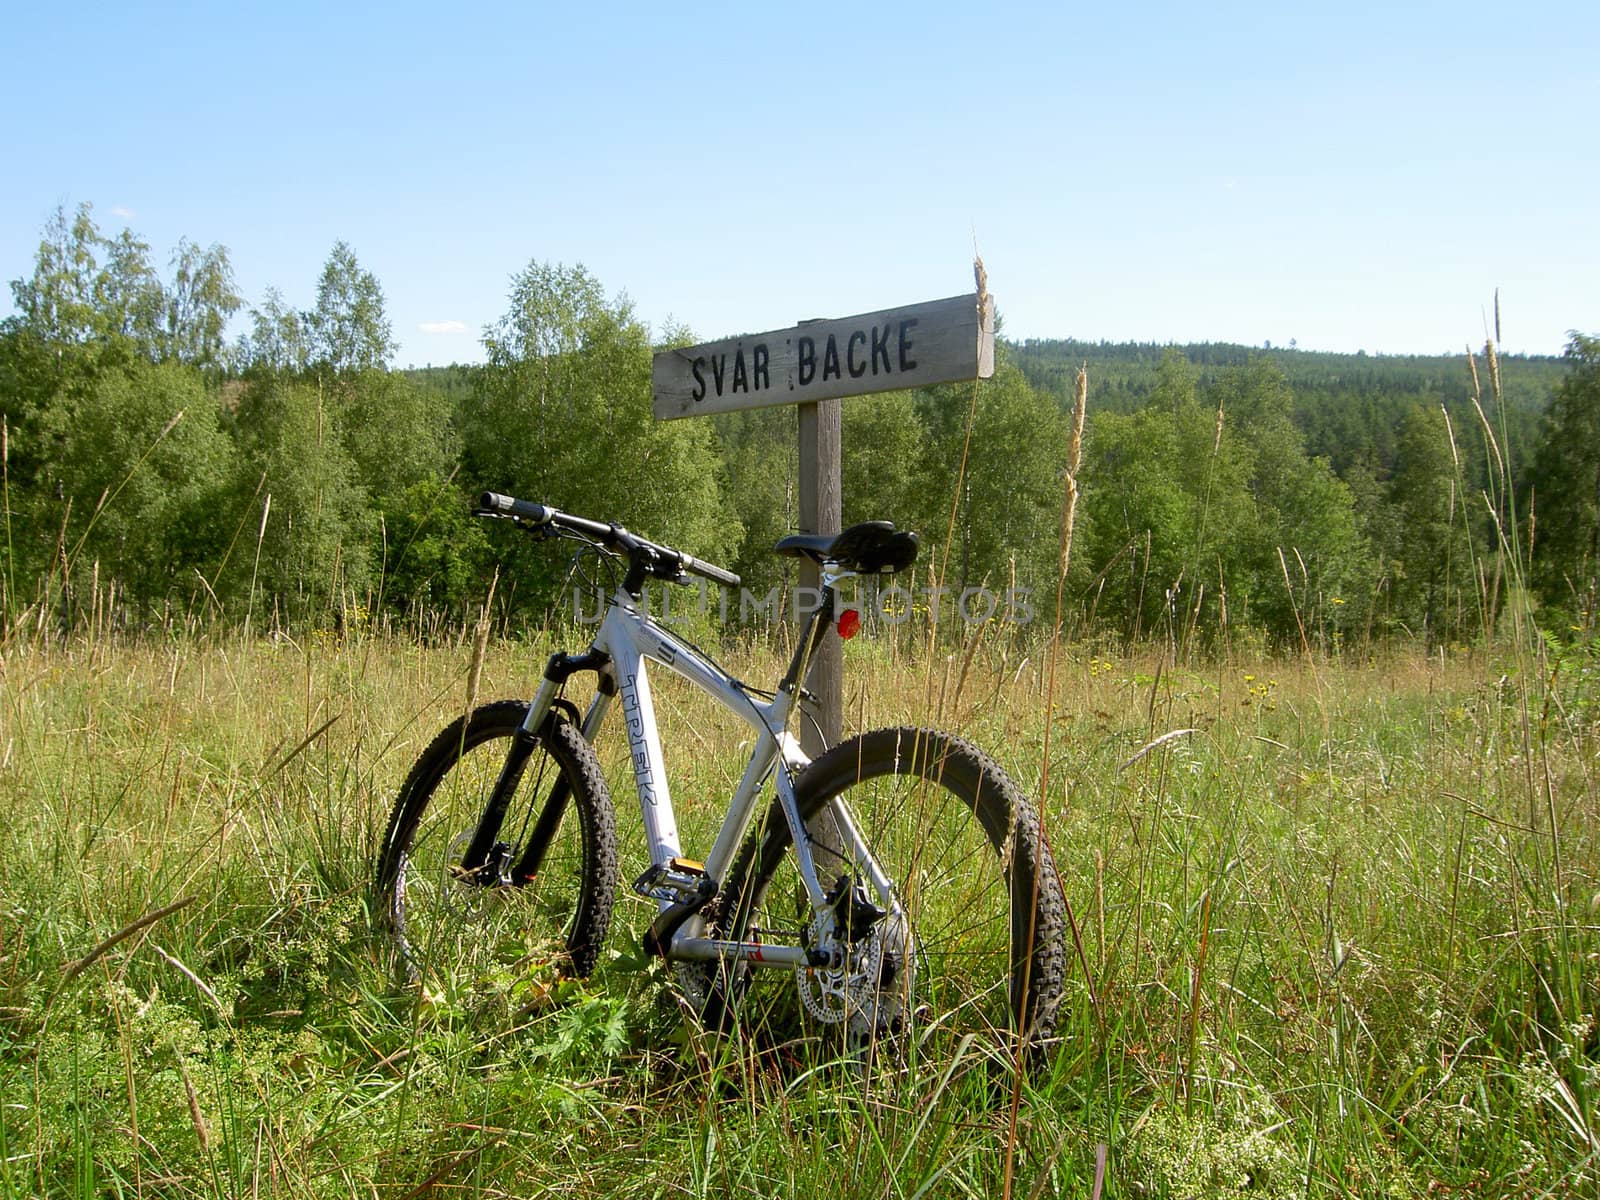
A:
[
  {"left": 652, "top": 289, "right": 994, "bottom": 756},
  {"left": 652, "top": 292, "right": 995, "bottom": 422}
]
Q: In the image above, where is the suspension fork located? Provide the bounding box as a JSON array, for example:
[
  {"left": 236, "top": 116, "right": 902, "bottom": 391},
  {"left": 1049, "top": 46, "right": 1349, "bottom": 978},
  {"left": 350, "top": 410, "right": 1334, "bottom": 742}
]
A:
[
  {"left": 457, "top": 649, "right": 613, "bottom": 881},
  {"left": 510, "top": 684, "right": 613, "bottom": 882}
]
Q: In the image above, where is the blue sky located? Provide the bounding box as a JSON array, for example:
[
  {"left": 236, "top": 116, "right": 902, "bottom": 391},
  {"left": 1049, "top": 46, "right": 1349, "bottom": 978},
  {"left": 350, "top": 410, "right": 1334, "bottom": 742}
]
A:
[{"left": 3, "top": 1, "right": 1595, "bottom": 366}]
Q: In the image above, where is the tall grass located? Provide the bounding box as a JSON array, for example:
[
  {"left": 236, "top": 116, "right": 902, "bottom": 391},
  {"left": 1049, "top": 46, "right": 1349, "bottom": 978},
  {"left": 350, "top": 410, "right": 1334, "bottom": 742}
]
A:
[
  {"left": 3, "top": 313, "right": 1595, "bottom": 1196},
  {"left": 2, "top": 613, "right": 1597, "bottom": 1197}
]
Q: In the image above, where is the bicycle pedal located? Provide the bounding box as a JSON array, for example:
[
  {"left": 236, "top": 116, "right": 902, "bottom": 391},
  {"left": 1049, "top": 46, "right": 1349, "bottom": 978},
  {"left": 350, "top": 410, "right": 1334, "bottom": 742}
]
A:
[{"left": 632, "top": 856, "right": 715, "bottom": 904}]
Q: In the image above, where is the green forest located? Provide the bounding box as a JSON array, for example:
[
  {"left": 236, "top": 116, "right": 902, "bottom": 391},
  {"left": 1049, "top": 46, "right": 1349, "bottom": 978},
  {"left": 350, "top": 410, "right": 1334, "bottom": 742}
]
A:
[{"left": 4, "top": 203, "right": 1598, "bottom": 651}]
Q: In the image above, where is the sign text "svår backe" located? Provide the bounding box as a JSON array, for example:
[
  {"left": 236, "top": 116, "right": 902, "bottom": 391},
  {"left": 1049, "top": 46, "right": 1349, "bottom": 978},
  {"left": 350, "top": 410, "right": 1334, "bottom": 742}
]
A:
[{"left": 652, "top": 292, "right": 994, "bottom": 420}]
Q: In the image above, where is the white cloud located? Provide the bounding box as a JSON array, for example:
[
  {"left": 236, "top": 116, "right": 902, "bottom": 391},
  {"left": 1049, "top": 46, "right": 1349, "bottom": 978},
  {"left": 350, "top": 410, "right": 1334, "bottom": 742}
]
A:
[
  {"left": 111, "top": 205, "right": 136, "bottom": 219},
  {"left": 419, "top": 320, "right": 467, "bottom": 335}
]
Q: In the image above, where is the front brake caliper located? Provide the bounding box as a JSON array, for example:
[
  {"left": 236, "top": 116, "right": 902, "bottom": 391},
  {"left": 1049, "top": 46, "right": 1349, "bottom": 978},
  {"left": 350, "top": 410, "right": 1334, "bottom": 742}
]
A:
[
  {"left": 450, "top": 840, "right": 513, "bottom": 887},
  {"left": 825, "top": 874, "right": 887, "bottom": 943}
]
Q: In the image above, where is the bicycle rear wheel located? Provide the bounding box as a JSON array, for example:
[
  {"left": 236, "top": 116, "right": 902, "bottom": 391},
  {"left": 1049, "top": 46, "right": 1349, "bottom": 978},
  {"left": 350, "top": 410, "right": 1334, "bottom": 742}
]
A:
[
  {"left": 374, "top": 701, "right": 616, "bottom": 1019},
  {"left": 713, "top": 726, "right": 1066, "bottom": 1058}
]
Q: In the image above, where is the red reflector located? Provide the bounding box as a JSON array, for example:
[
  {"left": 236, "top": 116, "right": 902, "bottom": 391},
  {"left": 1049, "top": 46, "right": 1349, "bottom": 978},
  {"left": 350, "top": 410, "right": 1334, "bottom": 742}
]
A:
[{"left": 837, "top": 608, "right": 862, "bottom": 640}]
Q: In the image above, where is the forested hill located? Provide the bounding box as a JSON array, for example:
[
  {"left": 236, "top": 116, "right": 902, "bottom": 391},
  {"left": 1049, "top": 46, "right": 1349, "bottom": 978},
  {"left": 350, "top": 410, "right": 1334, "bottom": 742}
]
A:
[
  {"left": 411, "top": 338, "right": 1569, "bottom": 479},
  {"left": 1011, "top": 338, "right": 1567, "bottom": 475}
]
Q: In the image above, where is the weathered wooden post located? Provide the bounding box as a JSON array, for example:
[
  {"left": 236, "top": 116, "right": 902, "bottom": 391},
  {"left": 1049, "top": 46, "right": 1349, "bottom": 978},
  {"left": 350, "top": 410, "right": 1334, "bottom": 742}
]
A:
[
  {"left": 795, "top": 394, "right": 842, "bottom": 755},
  {"left": 652, "top": 290, "right": 995, "bottom": 750}
]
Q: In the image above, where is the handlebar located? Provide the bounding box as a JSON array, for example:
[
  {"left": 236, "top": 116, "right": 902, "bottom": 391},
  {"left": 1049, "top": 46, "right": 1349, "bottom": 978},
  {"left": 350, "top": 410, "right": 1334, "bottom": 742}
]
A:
[{"left": 476, "top": 491, "right": 742, "bottom": 591}]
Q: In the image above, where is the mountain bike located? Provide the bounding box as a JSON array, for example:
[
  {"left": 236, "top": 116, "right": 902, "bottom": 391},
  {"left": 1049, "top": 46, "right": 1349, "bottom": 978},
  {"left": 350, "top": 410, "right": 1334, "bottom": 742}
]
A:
[{"left": 374, "top": 491, "right": 1067, "bottom": 1056}]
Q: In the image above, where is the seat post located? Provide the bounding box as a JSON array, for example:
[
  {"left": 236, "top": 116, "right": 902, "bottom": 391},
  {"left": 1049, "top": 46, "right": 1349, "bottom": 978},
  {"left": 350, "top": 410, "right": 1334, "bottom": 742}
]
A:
[{"left": 777, "top": 582, "right": 836, "bottom": 697}]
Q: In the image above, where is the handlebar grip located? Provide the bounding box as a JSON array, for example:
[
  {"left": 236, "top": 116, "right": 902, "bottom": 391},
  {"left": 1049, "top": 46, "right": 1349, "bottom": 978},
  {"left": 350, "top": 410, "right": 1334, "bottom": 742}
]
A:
[
  {"left": 478, "top": 492, "right": 551, "bottom": 524},
  {"left": 681, "top": 554, "right": 741, "bottom": 589}
]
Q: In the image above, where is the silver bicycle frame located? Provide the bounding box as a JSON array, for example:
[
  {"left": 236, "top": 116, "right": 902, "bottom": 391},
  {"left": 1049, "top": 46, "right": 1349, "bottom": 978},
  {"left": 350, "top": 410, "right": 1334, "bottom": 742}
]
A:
[{"left": 519, "top": 581, "right": 890, "bottom": 970}]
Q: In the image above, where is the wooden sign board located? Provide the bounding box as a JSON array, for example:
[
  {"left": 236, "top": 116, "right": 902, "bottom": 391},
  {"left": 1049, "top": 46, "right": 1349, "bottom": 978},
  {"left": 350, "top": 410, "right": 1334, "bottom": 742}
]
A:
[{"left": 652, "top": 292, "right": 994, "bottom": 421}]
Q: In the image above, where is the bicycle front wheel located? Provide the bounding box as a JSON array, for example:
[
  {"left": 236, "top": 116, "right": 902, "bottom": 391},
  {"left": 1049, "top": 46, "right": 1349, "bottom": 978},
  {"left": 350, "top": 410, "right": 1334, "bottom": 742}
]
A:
[
  {"left": 374, "top": 701, "right": 616, "bottom": 1018},
  {"left": 716, "top": 726, "right": 1067, "bottom": 1057}
]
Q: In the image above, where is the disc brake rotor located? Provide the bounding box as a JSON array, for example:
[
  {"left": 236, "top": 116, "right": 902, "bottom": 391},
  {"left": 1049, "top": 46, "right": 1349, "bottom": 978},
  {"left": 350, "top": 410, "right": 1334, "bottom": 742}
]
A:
[
  {"left": 795, "top": 914, "right": 915, "bottom": 1037},
  {"left": 438, "top": 829, "right": 507, "bottom": 925}
]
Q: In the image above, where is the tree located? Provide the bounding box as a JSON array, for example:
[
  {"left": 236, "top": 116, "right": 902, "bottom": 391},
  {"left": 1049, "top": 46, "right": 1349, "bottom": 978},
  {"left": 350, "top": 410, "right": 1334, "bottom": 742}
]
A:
[
  {"left": 368, "top": 476, "right": 490, "bottom": 623},
  {"left": 1530, "top": 333, "right": 1600, "bottom": 622},
  {"left": 9, "top": 204, "right": 106, "bottom": 351},
  {"left": 335, "top": 367, "right": 468, "bottom": 618},
  {"left": 310, "top": 241, "right": 396, "bottom": 374},
  {"left": 913, "top": 360, "right": 1074, "bottom": 628},
  {"left": 227, "top": 376, "right": 372, "bottom": 623},
  {"left": 842, "top": 389, "right": 923, "bottom": 533},
  {"left": 1081, "top": 383, "right": 1254, "bottom": 642},
  {"left": 237, "top": 288, "right": 312, "bottom": 374},
  {"left": 1213, "top": 358, "right": 1366, "bottom": 644},
  {"left": 9, "top": 204, "right": 167, "bottom": 367},
  {"left": 10, "top": 204, "right": 243, "bottom": 378},
  {"left": 44, "top": 361, "right": 238, "bottom": 619},
  {"left": 1075, "top": 354, "right": 1368, "bottom": 648},
  {"left": 95, "top": 227, "right": 166, "bottom": 353},
  {"left": 1150, "top": 346, "right": 1197, "bottom": 412},
  {"left": 0, "top": 317, "right": 67, "bottom": 545},
  {"left": 712, "top": 404, "right": 795, "bottom": 600},
  {"left": 463, "top": 262, "right": 733, "bottom": 618},
  {"left": 165, "top": 239, "right": 241, "bottom": 368},
  {"left": 1388, "top": 405, "right": 1470, "bottom": 647}
]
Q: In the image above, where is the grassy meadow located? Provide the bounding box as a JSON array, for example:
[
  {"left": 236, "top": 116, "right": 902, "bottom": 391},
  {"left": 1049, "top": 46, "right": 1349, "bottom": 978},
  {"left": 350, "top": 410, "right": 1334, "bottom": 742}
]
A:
[{"left": 1, "top": 618, "right": 1597, "bottom": 1198}]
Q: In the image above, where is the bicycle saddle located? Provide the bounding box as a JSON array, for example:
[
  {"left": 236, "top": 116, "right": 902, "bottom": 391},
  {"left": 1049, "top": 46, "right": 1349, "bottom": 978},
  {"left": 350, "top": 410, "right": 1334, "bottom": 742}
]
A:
[{"left": 774, "top": 521, "right": 920, "bottom": 575}]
